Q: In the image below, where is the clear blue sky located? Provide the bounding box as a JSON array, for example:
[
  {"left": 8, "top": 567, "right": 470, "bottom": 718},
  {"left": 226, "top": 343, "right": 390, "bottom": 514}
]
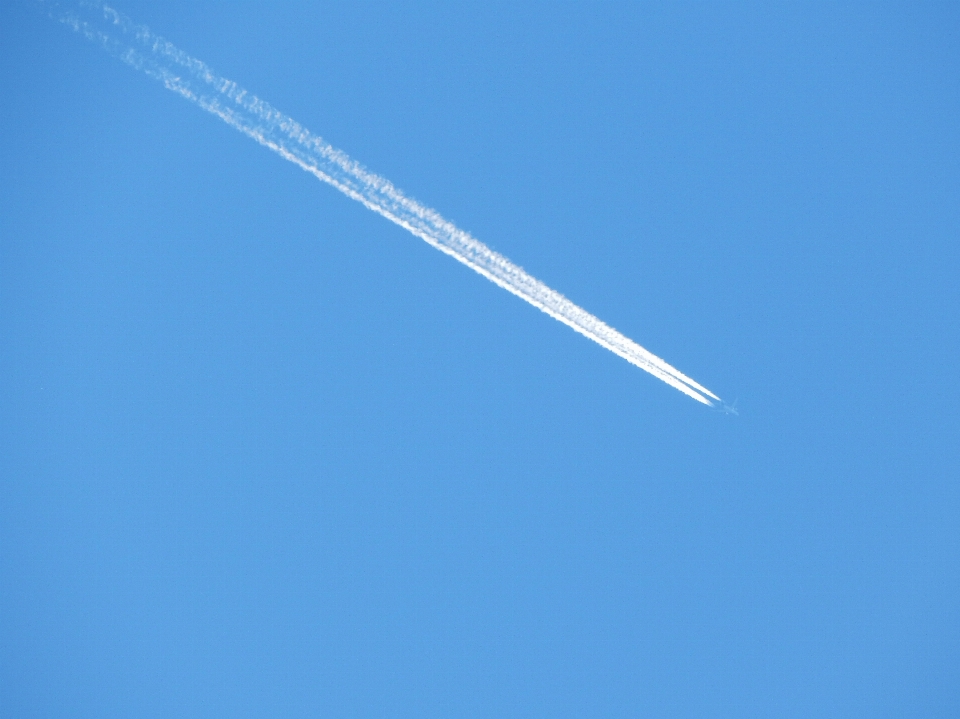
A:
[{"left": 2, "top": 2, "right": 959, "bottom": 717}]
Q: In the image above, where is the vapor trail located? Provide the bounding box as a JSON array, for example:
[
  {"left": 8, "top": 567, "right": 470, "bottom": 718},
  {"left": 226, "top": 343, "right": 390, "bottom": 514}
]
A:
[{"left": 45, "top": 0, "right": 721, "bottom": 406}]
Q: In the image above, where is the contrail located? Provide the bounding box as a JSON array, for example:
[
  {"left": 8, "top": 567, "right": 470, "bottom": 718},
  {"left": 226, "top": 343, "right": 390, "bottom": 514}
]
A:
[{"left": 43, "top": 0, "right": 721, "bottom": 406}]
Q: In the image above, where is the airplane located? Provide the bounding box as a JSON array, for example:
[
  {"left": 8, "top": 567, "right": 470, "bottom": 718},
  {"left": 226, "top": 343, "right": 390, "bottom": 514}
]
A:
[{"left": 716, "top": 398, "right": 739, "bottom": 416}]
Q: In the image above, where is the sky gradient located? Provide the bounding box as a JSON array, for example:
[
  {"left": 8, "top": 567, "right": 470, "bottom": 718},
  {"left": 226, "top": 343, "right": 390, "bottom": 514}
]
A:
[{"left": 2, "top": 2, "right": 959, "bottom": 717}]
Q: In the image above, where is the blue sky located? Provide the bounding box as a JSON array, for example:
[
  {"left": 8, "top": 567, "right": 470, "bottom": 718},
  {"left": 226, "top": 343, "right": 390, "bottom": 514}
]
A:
[{"left": 2, "top": 2, "right": 959, "bottom": 717}]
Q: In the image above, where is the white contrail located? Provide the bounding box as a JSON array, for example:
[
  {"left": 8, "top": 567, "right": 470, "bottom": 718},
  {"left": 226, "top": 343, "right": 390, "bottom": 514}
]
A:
[{"left": 44, "top": 0, "right": 721, "bottom": 406}]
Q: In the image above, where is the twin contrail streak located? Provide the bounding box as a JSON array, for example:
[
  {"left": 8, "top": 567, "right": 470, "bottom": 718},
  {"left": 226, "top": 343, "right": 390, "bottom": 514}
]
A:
[{"left": 45, "top": 0, "right": 722, "bottom": 406}]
